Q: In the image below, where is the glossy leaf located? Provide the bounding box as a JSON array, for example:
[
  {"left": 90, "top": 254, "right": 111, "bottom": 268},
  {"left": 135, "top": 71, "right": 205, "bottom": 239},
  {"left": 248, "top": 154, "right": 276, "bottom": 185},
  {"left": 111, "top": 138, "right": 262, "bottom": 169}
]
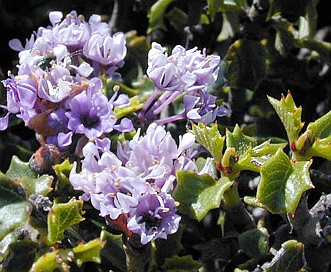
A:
[
  {"left": 0, "top": 172, "right": 26, "bottom": 207},
  {"left": 238, "top": 227, "right": 269, "bottom": 259},
  {"left": 5, "top": 155, "right": 37, "bottom": 180},
  {"left": 190, "top": 122, "right": 225, "bottom": 163},
  {"left": 263, "top": 240, "right": 306, "bottom": 271},
  {"left": 256, "top": 148, "right": 314, "bottom": 214},
  {"left": 207, "top": 0, "right": 222, "bottom": 22},
  {"left": 47, "top": 198, "right": 84, "bottom": 244},
  {"left": 226, "top": 124, "right": 257, "bottom": 155},
  {"left": 174, "top": 171, "right": 233, "bottom": 221},
  {"left": 268, "top": 92, "right": 304, "bottom": 144},
  {"left": 30, "top": 249, "right": 70, "bottom": 272},
  {"left": 19, "top": 175, "right": 53, "bottom": 197},
  {"left": 72, "top": 238, "right": 105, "bottom": 267}
]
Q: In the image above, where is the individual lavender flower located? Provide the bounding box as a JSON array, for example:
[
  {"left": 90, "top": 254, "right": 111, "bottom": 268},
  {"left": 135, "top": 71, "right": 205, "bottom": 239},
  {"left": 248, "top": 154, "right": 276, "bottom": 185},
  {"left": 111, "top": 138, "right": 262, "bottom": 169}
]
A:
[
  {"left": 49, "top": 10, "right": 90, "bottom": 52},
  {"left": 127, "top": 192, "right": 181, "bottom": 245},
  {"left": 83, "top": 32, "right": 127, "bottom": 77}
]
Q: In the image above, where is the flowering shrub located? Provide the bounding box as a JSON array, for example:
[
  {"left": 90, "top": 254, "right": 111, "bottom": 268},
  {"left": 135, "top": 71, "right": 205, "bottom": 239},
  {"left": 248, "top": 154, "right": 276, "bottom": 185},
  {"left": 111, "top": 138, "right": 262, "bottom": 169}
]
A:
[{"left": 0, "top": 1, "right": 331, "bottom": 272}]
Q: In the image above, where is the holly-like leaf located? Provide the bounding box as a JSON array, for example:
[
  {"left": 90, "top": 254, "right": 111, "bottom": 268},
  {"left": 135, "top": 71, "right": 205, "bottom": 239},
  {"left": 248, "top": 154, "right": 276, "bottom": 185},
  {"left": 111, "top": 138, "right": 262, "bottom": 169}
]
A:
[
  {"left": 5, "top": 155, "right": 37, "bottom": 180},
  {"left": 47, "top": 198, "right": 84, "bottom": 244},
  {"left": 263, "top": 240, "right": 306, "bottom": 271},
  {"left": 173, "top": 171, "right": 233, "bottom": 221},
  {"left": 226, "top": 125, "right": 257, "bottom": 155},
  {"left": 30, "top": 249, "right": 70, "bottom": 272},
  {"left": 72, "top": 238, "right": 105, "bottom": 267},
  {"left": 19, "top": 175, "right": 53, "bottom": 197},
  {"left": 238, "top": 227, "right": 269, "bottom": 259},
  {"left": 190, "top": 122, "right": 225, "bottom": 163},
  {"left": 256, "top": 148, "right": 314, "bottom": 214},
  {"left": 268, "top": 92, "right": 304, "bottom": 144}
]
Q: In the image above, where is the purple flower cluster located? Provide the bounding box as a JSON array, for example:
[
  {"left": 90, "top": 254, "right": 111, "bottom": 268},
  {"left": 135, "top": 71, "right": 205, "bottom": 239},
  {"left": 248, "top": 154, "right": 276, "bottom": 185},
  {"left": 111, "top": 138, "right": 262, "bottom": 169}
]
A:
[
  {"left": 69, "top": 123, "right": 200, "bottom": 244},
  {"left": 139, "top": 42, "right": 231, "bottom": 124},
  {"left": 0, "top": 10, "right": 132, "bottom": 151}
]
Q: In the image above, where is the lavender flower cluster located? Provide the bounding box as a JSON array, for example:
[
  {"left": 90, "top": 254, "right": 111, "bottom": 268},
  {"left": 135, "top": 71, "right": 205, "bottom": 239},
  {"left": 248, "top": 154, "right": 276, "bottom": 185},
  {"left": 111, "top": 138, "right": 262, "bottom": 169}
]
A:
[
  {"left": 0, "top": 10, "right": 230, "bottom": 245},
  {"left": 139, "top": 42, "right": 231, "bottom": 125},
  {"left": 0, "top": 10, "right": 132, "bottom": 152},
  {"left": 70, "top": 123, "right": 205, "bottom": 244}
]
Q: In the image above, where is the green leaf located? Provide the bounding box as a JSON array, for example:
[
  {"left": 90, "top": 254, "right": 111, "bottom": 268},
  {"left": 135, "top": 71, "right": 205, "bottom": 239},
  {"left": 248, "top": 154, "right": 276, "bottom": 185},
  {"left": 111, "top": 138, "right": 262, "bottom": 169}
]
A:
[
  {"left": 226, "top": 124, "right": 257, "bottom": 155},
  {"left": 30, "top": 249, "right": 70, "bottom": 272},
  {"left": 19, "top": 175, "right": 53, "bottom": 197},
  {"left": 173, "top": 171, "right": 233, "bottom": 221},
  {"left": 256, "top": 149, "right": 314, "bottom": 214},
  {"left": 5, "top": 155, "right": 37, "bottom": 180},
  {"left": 264, "top": 240, "right": 306, "bottom": 271},
  {"left": 147, "top": 0, "right": 175, "bottom": 34},
  {"left": 72, "top": 238, "right": 105, "bottom": 267},
  {"left": 114, "top": 95, "right": 144, "bottom": 119},
  {"left": 161, "top": 255, "right": 202, "bottom": 271},
  {"left": 0, "top": 202, "right": 31, "bottom": 241},
  {"left": 268, "top": 92, "right": 304, "bottom": 144},
  {"left": 217, "top": 12, "right": 240, "bottom": 42},
  {"left": 0, "top": 232, "right": 17, "bottom": 262},
  {"left": 0, "top": 172, "right": 26, "bottom": 208},
  {"left": 190, "top": 122, "right": 225, "bottom": 163},
  {"left": 47, "top": 198, "right": 84, "bottom": 244},
  {"left": 238, "top": 227, "right": 269, "bottom": 259},
  {"left": 298, "top": 39, "right": 331, "bottom": 63},
  {"left": 304, "top": 110, "right": 331, "bottom": 160}
]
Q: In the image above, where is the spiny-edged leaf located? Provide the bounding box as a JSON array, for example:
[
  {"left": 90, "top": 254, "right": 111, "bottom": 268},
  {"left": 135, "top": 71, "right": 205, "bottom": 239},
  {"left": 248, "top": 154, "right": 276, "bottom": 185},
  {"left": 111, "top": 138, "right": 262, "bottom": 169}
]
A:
[
  {"left": 238, "top": 227, "right": 269, "bottom": 259},
  {"left": 263, "top": 240, "right": 306, "bottom": 271},
  {"left": 0, "top": 172, "right": 26, "bottom": 207},
  {"left": 190, "top": 122, "right": 225, "bottom": 163},
  {"left": 47, "top": 198, "right": 84, "bottom": 244},
  {"left": 226, "top": 125, "right": 257, "bottom": 155},
  {"left": 161, "top": 254, "right": 202, "bottom": 271},
  {"left": 224, "top": 39, "right": 266, "bottom": 90},
  {"left": 30, "top": 249, "right": 70, "bottom": 272},
  {"left": 72, "top": 238, "right": 105, "bottom": 267},
  {"left": 1, "top": 239, "right": 37, "bottom": 272},
  {"left": 5, "top": 155, "right": 37, "bottom": 180},
  {"left": 147, "top": 0, "right": 175, "bottom": 34},
  {"left": 19, "top": 175, "right": 53, "bottom": 197},
  {"left": 114, "top": 95, "right": 144, "bottom": 119},
  {"left": 174, "top": 171, "right": 233, "bottom": 221},
  {"left": 268, "top": 92, "right": 304, "bottom": 144},
  {"left": 256, "top": 149, "right": 314, "bottom": 214},
  {"left": 53, "top": 159, "right": 72, "bottom": 184},
  {"left": 0, "top": 202, "right": 31, "bottom": 241},
  {"left": 100, "top": 230, "right": 126, "bottom": 272}
]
